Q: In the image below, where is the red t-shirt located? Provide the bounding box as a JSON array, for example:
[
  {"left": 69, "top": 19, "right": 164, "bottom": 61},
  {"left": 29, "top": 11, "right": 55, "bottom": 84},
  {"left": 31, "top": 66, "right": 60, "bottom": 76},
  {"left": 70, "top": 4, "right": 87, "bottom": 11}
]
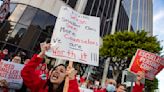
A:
[{"left": 132, "top": 82, "right": 144, "bottom": 92}]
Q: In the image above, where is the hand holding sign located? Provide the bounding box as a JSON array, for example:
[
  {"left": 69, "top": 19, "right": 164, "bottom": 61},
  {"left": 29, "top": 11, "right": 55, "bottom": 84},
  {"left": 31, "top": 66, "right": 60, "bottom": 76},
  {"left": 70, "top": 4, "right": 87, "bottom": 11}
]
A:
[
  {"left": 38, "top": 42, "right": 51, "bottom": 58},
  {"left": 66, "top": 66, "right": 77, "bottom": 80},
  {"left": 0, "top": 79, "right": 8, "bottom": 88}
]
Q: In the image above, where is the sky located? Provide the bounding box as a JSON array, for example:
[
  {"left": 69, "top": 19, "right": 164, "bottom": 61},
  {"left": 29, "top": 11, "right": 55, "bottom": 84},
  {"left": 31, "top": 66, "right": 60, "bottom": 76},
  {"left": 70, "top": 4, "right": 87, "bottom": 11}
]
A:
[{"left": 153, "top": 0, "right": 164, "bottom": 92}]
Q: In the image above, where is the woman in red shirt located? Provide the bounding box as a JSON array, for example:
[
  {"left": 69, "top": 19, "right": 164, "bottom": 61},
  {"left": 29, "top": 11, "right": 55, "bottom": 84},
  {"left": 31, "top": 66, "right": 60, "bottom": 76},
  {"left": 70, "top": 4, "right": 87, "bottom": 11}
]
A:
[{"left": 21, "top": 43, "right": 80, "bottom": 92}]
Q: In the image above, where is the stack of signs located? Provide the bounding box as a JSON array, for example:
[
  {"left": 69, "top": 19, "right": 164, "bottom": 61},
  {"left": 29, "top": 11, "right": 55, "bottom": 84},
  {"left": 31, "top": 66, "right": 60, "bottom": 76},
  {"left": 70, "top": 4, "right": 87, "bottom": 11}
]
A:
[
  {"left": 129, "top": 49, "right": 164, "bottom": 80},
  {"left": 0, "top": 0, "right": 10, "bottom": 23},
  {"left": 0, "top": 60, "right": 24, "bottom": 89},
  {"left": 46, "top": 6, "right": 100, "bottom": 66}
]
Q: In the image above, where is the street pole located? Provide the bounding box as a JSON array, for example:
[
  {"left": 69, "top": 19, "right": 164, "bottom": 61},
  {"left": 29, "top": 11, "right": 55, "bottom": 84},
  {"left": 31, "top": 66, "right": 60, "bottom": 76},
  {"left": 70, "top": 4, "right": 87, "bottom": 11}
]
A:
[
  {"left": 101, "top": 0, "right": 121, "bottom": 86},
  {"left": 128, "top": 0, "right": 133, "bottom": 32},
  {"left": 101, "top": 57, "right": 111, "bottom": 86},
  {"left": 130, "top": 80, "right": 134, "bottom": 92}
]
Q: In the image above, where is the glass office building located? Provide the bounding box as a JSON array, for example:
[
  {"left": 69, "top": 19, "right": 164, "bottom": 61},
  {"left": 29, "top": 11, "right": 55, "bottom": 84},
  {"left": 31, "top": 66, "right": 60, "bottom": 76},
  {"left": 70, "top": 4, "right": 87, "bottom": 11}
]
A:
[
  {"left": 0, "top": 0, "right": 153, "bottom": 57},
  {"left": 122, "top": 0, "right": 153, "bottom": 35}
]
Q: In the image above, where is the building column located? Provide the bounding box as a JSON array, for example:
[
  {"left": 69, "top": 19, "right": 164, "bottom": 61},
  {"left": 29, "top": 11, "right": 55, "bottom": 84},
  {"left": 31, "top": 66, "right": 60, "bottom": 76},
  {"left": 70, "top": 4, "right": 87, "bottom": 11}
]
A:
[
  {"left": 110, "top": 0, "right": 121, "bottom": 34},
  {"left": 101, "top": 0, "right": 121, "bottom": 86},
  {"left": 128, "top": 0, "right": 133, "bottom": 32},
  {"left": 136, "top": 0, "right": 140, "bottom": 31},
  {"left": 142, "top": 0, "right": 145, "bottom": 30},
  {"left": 75, "top": 0, "right": 88, "bottom": 13}
]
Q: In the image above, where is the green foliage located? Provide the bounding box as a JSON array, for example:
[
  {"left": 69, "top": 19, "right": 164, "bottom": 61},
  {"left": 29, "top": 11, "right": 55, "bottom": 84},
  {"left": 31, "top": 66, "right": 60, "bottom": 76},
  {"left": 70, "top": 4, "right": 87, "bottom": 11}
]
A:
[
  {"left": 145, "top": 78, "right": 159, "bottom": 92},
  {"left": 100, "top": 30, "right": 162, "bottom": 82},
  {"left": 100, "top": 31, "right": 162, "bottom": 59}
]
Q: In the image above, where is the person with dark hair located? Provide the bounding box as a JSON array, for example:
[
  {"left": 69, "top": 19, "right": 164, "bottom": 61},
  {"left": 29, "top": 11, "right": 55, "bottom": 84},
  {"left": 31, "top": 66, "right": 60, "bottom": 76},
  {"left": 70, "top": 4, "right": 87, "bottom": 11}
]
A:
[
  {"left": 21, "top": 43, "right": 80, "bottom": 92},
  {"left": 0, "top": 49, "right": 8, "bottom": 60},
  {"left": 115, "top": 84, "right": 126, "bottom": 92}
]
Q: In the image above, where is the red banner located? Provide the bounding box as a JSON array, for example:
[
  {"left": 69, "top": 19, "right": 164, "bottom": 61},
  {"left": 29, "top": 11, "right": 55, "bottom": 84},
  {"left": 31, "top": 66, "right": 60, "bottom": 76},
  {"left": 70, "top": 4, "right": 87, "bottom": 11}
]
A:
[{"left": 129, "top": 49, "right": 164, "bottom": 80}]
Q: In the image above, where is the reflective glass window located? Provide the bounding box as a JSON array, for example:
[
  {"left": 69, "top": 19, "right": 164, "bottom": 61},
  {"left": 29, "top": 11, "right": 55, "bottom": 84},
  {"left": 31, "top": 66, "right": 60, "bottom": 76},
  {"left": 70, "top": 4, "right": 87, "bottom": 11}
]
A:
[
  {"left": 0, "top": 42, "right": 4, "bottom": 50},
  {"left": 43, "top": 15, "right": 56, "bottom": 36},
  {"left": 31, "top": 10, "right": 49, "bottom": 29},
  {"left": 33, "top": 32, "right": 50, "bottom": 53},
  {"left": 19, "top": 24, "right": 40, "bottom": 49},
  {"left": 19, "top": 6, "right": 38, "bottom": 26},
  {"left": 0, "top": 21, "right": 16, "bottom": 41},
  {"left": 7, "top": 24, "right": 27, "bottom": 45},
  {"left": 9, "top": 3, "right": 17, "bottom": 14},
  {"left": 8, "top": 4, "right": 26, "bottom": 22}
]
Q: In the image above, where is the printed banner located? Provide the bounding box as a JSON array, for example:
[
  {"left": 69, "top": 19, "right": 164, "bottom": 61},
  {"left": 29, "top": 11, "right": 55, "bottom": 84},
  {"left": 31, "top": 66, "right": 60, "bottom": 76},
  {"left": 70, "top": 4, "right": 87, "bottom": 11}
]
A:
[
  {"left": 129, "top": 49, "right": 164, "bottom": 80},
  {"left": 46, "top": 6, "right": 100, "bottom": 66},
  {"left": 0, "top": 60, "right": 24, "bottom": 89}
]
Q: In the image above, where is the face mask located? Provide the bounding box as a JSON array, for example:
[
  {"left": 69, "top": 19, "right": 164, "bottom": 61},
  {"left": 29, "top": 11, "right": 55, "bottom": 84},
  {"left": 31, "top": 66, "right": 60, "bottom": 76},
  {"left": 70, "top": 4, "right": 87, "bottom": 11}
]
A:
[{"left": 106, "top": 84, "right": 116, "bottom": 92}]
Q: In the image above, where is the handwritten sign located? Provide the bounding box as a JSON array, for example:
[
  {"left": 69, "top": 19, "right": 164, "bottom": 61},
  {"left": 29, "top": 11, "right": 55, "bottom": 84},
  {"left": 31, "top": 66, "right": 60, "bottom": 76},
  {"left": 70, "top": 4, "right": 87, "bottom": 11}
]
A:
[
  {"left": 0, "top": 0, "right": 10, "bottom": 23},
  {"left": 129, "top": 49, "right": 164, "bottom": 80},
  {"left": 46, "top": 6, "right": 100, "bottom": 66},
  {"left": 0, "top": 60, "right": 24, "bottom": 89},
  {"left": 79, "top": 87, "right": 93, "bottom": 92}
]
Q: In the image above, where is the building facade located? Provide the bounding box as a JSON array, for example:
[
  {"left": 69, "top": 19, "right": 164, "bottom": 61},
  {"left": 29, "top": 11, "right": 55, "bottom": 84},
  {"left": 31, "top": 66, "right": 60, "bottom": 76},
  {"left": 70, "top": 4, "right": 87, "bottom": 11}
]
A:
[{"left": 0, "top": 0, "right": 153, "bottom": 57}]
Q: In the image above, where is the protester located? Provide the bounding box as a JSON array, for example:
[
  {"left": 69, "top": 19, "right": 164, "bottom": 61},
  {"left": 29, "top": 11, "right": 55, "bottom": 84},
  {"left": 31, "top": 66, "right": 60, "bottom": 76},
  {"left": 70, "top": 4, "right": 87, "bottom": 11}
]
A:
[
  {"left": 35, "top": 63, "right": 48, "bottom": 80},
  {"left": 21, "top": 43, "right": 80, "bottom": 92},
  {"left": 23, "top": 59, "right": 30, "bottom": 65},
  {"left": 132, "top": 71, "right": 145, "bottom": 92},
  {"left": 11, "top": 55, "right": 22, "bottom": 64},
  {"left": 0, "top": 49, "right": 8, "bottom": 60},
  {"left": 106, "top": 79, "right": 117, "bottom": 92},
  {"left": 0, "top": 54, "right": 23, "bottom": 92},
  {"left": 115, "top": 84, "right": 126, "bottom": 92}
]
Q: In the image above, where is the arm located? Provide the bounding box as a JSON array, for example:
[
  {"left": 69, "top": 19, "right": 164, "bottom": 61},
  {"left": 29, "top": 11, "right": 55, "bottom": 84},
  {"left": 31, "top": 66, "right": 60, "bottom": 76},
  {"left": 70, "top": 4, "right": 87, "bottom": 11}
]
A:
[
  {"left": 21, "top": 43, "right": 50, "bottom": 90},
  {"left": 21, "top": 54, "right": 43, "bottom": 89}
]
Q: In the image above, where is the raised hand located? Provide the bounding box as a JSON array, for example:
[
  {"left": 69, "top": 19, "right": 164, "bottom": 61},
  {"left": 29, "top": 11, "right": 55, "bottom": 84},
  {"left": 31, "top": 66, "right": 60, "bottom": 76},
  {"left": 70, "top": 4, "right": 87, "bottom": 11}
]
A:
[
  {"left": 66, "top": 66, "right": 77, "bottom": 80},
  {"left": 0, "top": 79, "right": 8, "bottom": 88},
  {"left": 38, "top": 42, "right": 51, "bottom": 58}
]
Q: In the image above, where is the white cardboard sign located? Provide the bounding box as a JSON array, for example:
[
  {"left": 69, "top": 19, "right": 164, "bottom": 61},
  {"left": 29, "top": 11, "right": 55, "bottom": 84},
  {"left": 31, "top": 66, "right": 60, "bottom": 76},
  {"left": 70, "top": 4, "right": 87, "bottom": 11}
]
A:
[{"left": 46, "top": 6, "right": 100, "bottom": 66}]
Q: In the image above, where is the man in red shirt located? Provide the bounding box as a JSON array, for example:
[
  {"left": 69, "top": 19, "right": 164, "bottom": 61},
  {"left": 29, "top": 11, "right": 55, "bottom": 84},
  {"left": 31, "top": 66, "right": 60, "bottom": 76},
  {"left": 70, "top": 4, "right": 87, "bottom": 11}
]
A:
[{"left": 132, "top": 71, "right": 145, "bottom": 92}]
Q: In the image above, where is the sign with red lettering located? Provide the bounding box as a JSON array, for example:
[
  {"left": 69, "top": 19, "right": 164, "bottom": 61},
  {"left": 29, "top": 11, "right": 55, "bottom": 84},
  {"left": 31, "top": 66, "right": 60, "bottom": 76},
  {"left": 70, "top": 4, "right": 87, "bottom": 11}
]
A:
[
  {"left": 46, "top": 6, "right": 100, "bottom": 66},
  {"left": 0, "top": 0, "right": 10, "bottom": 23},
  {"left": 79, "top": 87, "right": 93, "bottom": 92},
  {"left": 0, "top": 60, "right": 24, "bottom": 89},
  {"left": 129, "top": 49, "right": 164, "bottom": 80}
]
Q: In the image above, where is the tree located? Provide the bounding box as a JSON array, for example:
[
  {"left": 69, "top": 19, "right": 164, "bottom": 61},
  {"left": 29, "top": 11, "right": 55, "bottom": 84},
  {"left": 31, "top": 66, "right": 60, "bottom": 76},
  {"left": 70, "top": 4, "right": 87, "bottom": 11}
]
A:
[
  {"left": 145, "top": 78, "right": 159, "bottom": 92},
  {"left": 100, "top": 31, "right": 162, "bottom": 81}
]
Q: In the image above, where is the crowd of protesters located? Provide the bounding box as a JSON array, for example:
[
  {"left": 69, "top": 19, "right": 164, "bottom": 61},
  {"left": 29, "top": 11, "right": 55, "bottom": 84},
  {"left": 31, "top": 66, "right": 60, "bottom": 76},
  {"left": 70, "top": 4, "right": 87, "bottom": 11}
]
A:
[{"left": 0, "top": 43, "right": 145, "bottom": 92}]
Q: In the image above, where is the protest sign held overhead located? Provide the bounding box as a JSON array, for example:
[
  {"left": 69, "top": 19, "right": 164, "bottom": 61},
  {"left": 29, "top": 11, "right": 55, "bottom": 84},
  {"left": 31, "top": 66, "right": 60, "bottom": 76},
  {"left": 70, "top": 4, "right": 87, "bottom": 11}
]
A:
[
  {"left": 46, "top": 6, "right": 100, "bottom": 66},
  {"left": 129, "top": 49, "right": 164, "bottom": 80},
  {"left": 0, "top": 59, "right": 24, "bottom": 89}
]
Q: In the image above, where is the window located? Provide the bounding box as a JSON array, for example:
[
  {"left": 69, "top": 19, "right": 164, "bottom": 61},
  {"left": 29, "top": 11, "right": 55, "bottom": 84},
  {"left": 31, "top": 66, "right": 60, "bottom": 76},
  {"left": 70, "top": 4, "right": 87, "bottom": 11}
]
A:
[
  {"left": 0, "top": 41, "right": 4, "bottom": 50},
  {"left": 62, "top": 0, "right": 77, "bottom": 8},
  {"left": 18, "top": 6, "right": 38, "bottom": 26},
  {"left": 7, "top": 24, "right": 27, "bottom": 45},
  {"left": 0, "top": 21, "right": 16, "bottom": 41},
  {"left": 8, "top": 4, "right": 26, "bottom": 22},
  {"left": 30, "top": 10, "right": 49, "bottom": 29},
  {"left": 9, "top": 3, "right": 17, "bottom": 14},
  {"left": 43, "top": 14, "right": 56, "bottom": 36}
]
